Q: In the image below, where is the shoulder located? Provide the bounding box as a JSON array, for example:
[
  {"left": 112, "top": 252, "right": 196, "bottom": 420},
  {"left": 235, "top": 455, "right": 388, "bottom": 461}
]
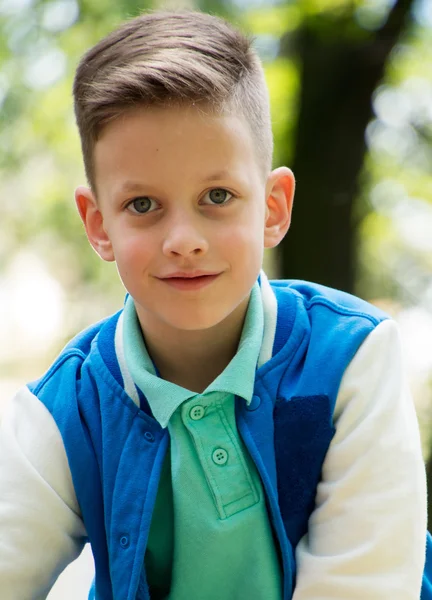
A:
[
  {"left": 268, "top": 278, "right": 389, "bottom": 356},
  {"left": 270, "top": 279, "right": 388, "bottom": 326},
  {"left": 28, "top": 310, "right": 123, "bottom": 405},
  {"left": 259, "top": 279, "right": 393, "bottom": 404}
]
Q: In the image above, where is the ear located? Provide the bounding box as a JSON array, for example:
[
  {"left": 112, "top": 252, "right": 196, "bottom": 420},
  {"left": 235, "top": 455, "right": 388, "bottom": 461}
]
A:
[
  {"left": 264, "top": 167, "right": 295, "bottom": 249},
  {"left": 75, "top": 186, "right": 115, "bottom": 262}
]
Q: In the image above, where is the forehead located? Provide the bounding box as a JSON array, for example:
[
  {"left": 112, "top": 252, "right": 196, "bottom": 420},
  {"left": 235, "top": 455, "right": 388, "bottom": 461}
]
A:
[{"left": 93, "top": 105, "right": 261, "bottom": 192}]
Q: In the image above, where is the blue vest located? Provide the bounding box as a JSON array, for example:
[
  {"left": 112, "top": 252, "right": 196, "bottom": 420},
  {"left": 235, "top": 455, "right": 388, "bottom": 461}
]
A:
[{"left": 28, "top": 280, "right": 432, "bottom": 599}]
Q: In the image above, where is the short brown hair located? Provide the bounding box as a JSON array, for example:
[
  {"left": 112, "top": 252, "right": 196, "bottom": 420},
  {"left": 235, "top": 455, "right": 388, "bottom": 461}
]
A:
[{"left": 73, "top": 11, "right": 273, "bottom": 190}]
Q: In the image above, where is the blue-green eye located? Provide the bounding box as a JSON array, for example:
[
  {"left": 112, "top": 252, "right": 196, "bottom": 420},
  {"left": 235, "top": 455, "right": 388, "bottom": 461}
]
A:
[
  {"left": 127, "top": 197, "right": 157, "bottom": 214},
  {"left": 204, "top": 188, "right": 233, "bottom": 205}
]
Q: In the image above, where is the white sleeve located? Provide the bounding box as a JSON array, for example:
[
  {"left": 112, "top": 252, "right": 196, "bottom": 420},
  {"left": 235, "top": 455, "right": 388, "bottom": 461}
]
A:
[
  {"left": 0, "top": 386, "right": 87, "bottom": 600},
  {"left": 292, "top": 319, "right": 427, "bottom": 600}
]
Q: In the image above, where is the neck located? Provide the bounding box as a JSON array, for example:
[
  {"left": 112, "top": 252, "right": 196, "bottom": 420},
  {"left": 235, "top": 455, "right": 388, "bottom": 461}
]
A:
[{"left": 140, "top": 299, "right": 249, "bottom": 393}]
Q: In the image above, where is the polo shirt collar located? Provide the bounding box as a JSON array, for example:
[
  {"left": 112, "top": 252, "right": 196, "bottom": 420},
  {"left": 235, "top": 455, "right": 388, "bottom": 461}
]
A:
[{"left": 122, "top": 281, "right": 264, "bottom": 428}]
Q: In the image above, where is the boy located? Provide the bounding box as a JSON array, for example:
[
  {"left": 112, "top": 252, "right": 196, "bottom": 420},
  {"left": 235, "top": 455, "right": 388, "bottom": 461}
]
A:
[{"left": 0, "top": 10, "right": 430, "bottom": 600}]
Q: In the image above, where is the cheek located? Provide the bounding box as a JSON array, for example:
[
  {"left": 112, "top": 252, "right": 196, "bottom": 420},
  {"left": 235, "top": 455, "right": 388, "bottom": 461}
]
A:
[
  {"left": 217, "top": 224, "right": 264, "bottom": 273},
  {"left": 227, "top": 216, "right": 265, "bottom": 249},
  {"left": 113, "top": 233, "right": 153, "bottom": 270},
  {"left": 219, "top": 205, "right": 265, "bottom": 247}
]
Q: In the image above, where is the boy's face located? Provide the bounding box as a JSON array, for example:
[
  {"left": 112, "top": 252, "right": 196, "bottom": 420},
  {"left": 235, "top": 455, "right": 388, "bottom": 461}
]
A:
[{"left": 76, "top": 105, "right": 294, "bottom": 337}]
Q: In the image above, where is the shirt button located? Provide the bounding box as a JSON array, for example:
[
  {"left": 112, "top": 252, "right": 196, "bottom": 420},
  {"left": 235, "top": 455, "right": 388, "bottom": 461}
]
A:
[
  {"left": 189, "top": 405, "right": 205, "bottom": 420},
  {"left": 212, "top": 448, "right": 228, "bottom": 466}
]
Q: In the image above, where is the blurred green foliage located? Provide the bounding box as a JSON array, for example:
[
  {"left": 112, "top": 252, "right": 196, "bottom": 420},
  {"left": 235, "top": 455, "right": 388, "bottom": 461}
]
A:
[
  {"left": 0, "top": 0, "right": 431, "bottom": 330},
  {"left": 357, "top": 17, "right": 432, "bottom": 305}
]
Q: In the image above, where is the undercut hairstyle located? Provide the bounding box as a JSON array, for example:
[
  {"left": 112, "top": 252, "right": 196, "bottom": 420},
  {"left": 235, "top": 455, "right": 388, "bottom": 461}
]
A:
[{"left": 73, "top": 11, "right": 273, "bottom": 191}]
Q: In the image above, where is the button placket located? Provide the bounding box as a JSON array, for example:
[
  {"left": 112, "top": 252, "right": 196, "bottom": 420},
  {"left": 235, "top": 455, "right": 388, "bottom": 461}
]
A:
[{"left": 183, "top": 394, "right": 259, "bottom": 519}]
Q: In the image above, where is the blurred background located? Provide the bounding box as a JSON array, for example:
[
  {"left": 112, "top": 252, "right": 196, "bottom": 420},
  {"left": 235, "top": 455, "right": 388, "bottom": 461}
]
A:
[{"left": 1, "top": 0, "right": 432, "bottom": 596}]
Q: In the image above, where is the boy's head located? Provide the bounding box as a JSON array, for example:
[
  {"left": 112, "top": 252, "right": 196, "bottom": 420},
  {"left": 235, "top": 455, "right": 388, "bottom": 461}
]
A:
[
  {"left": 74, "top": 11, "right": 294, "bottom": 340},
  {"left": 73, "top": 10, "right": 273, "bottom": 191}
]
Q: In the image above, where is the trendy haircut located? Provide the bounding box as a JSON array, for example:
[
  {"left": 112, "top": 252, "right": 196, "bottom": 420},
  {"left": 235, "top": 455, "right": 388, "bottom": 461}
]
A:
[{"left": 73, "top": 11, "right": 273, "bottom": 191}]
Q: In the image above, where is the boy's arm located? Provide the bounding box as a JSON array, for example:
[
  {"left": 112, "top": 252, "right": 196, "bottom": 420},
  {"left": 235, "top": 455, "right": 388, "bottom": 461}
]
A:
[
  {"left": 0, "top": 386, "right": 87, "bottom": 599},
  {"left": 292, "top": 319, "right": 427, "bottom": 600}
]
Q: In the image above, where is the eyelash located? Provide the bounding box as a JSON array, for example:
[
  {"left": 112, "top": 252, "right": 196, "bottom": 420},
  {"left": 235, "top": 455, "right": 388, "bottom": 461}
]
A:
[
  {"left": 126, "top": 197, "right": 158, "bottom": 215},
  {"left": 202, "top": 188, "right": 233, "bottom": 206},
  {"left": 125, "top": 188, "right": 234, "bottom": 214}
]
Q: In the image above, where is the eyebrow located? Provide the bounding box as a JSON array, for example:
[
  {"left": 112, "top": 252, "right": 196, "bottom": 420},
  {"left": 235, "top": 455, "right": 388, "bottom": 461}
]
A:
[
  {"left": 201, "top": 170, "right": 231, "bottom": 182},
  {"left": 118, "top": 171, "right": 233, "bottom": 194},
  {"left": 120, "top": 181, "right": 147, "bottom": 193}
]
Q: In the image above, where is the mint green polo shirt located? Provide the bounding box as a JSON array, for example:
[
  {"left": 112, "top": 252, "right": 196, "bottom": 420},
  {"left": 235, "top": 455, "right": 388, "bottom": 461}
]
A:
[{"left": 123, "top": 284, "right": 282, "bottom": 599}]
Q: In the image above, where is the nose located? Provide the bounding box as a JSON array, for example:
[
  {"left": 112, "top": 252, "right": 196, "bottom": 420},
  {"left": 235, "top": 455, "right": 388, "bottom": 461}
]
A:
[{"left": 162, "top": 214, "right": 209, "bottom": 258}]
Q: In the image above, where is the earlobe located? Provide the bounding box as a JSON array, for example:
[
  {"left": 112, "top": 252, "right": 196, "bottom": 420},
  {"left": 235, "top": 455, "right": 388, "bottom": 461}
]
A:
[
  {"left": 264, "top": 167, "right": 295, "bottom": 249},
  {"left": 75, "top": 186, "right": 115, "bottom": 262}
]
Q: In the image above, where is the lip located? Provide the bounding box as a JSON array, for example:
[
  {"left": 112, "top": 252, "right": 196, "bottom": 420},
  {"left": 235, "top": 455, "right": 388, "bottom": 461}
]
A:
[
  {"left": 157, "top": 271, "right": 221, "bottom": 291},
  {"left": 160, "top": 270, "right": 221, "bottom": 279}
]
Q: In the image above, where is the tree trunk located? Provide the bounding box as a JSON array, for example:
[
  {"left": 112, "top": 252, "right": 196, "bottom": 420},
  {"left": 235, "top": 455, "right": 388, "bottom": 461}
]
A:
[{"left": 279, "top": 0, "right": 414, "bottom": 293}]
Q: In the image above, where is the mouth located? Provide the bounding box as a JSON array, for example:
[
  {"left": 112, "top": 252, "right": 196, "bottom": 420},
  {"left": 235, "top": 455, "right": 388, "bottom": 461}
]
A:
[{"left": 158, "top": 272, "right": 221, "bottom": 291}]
